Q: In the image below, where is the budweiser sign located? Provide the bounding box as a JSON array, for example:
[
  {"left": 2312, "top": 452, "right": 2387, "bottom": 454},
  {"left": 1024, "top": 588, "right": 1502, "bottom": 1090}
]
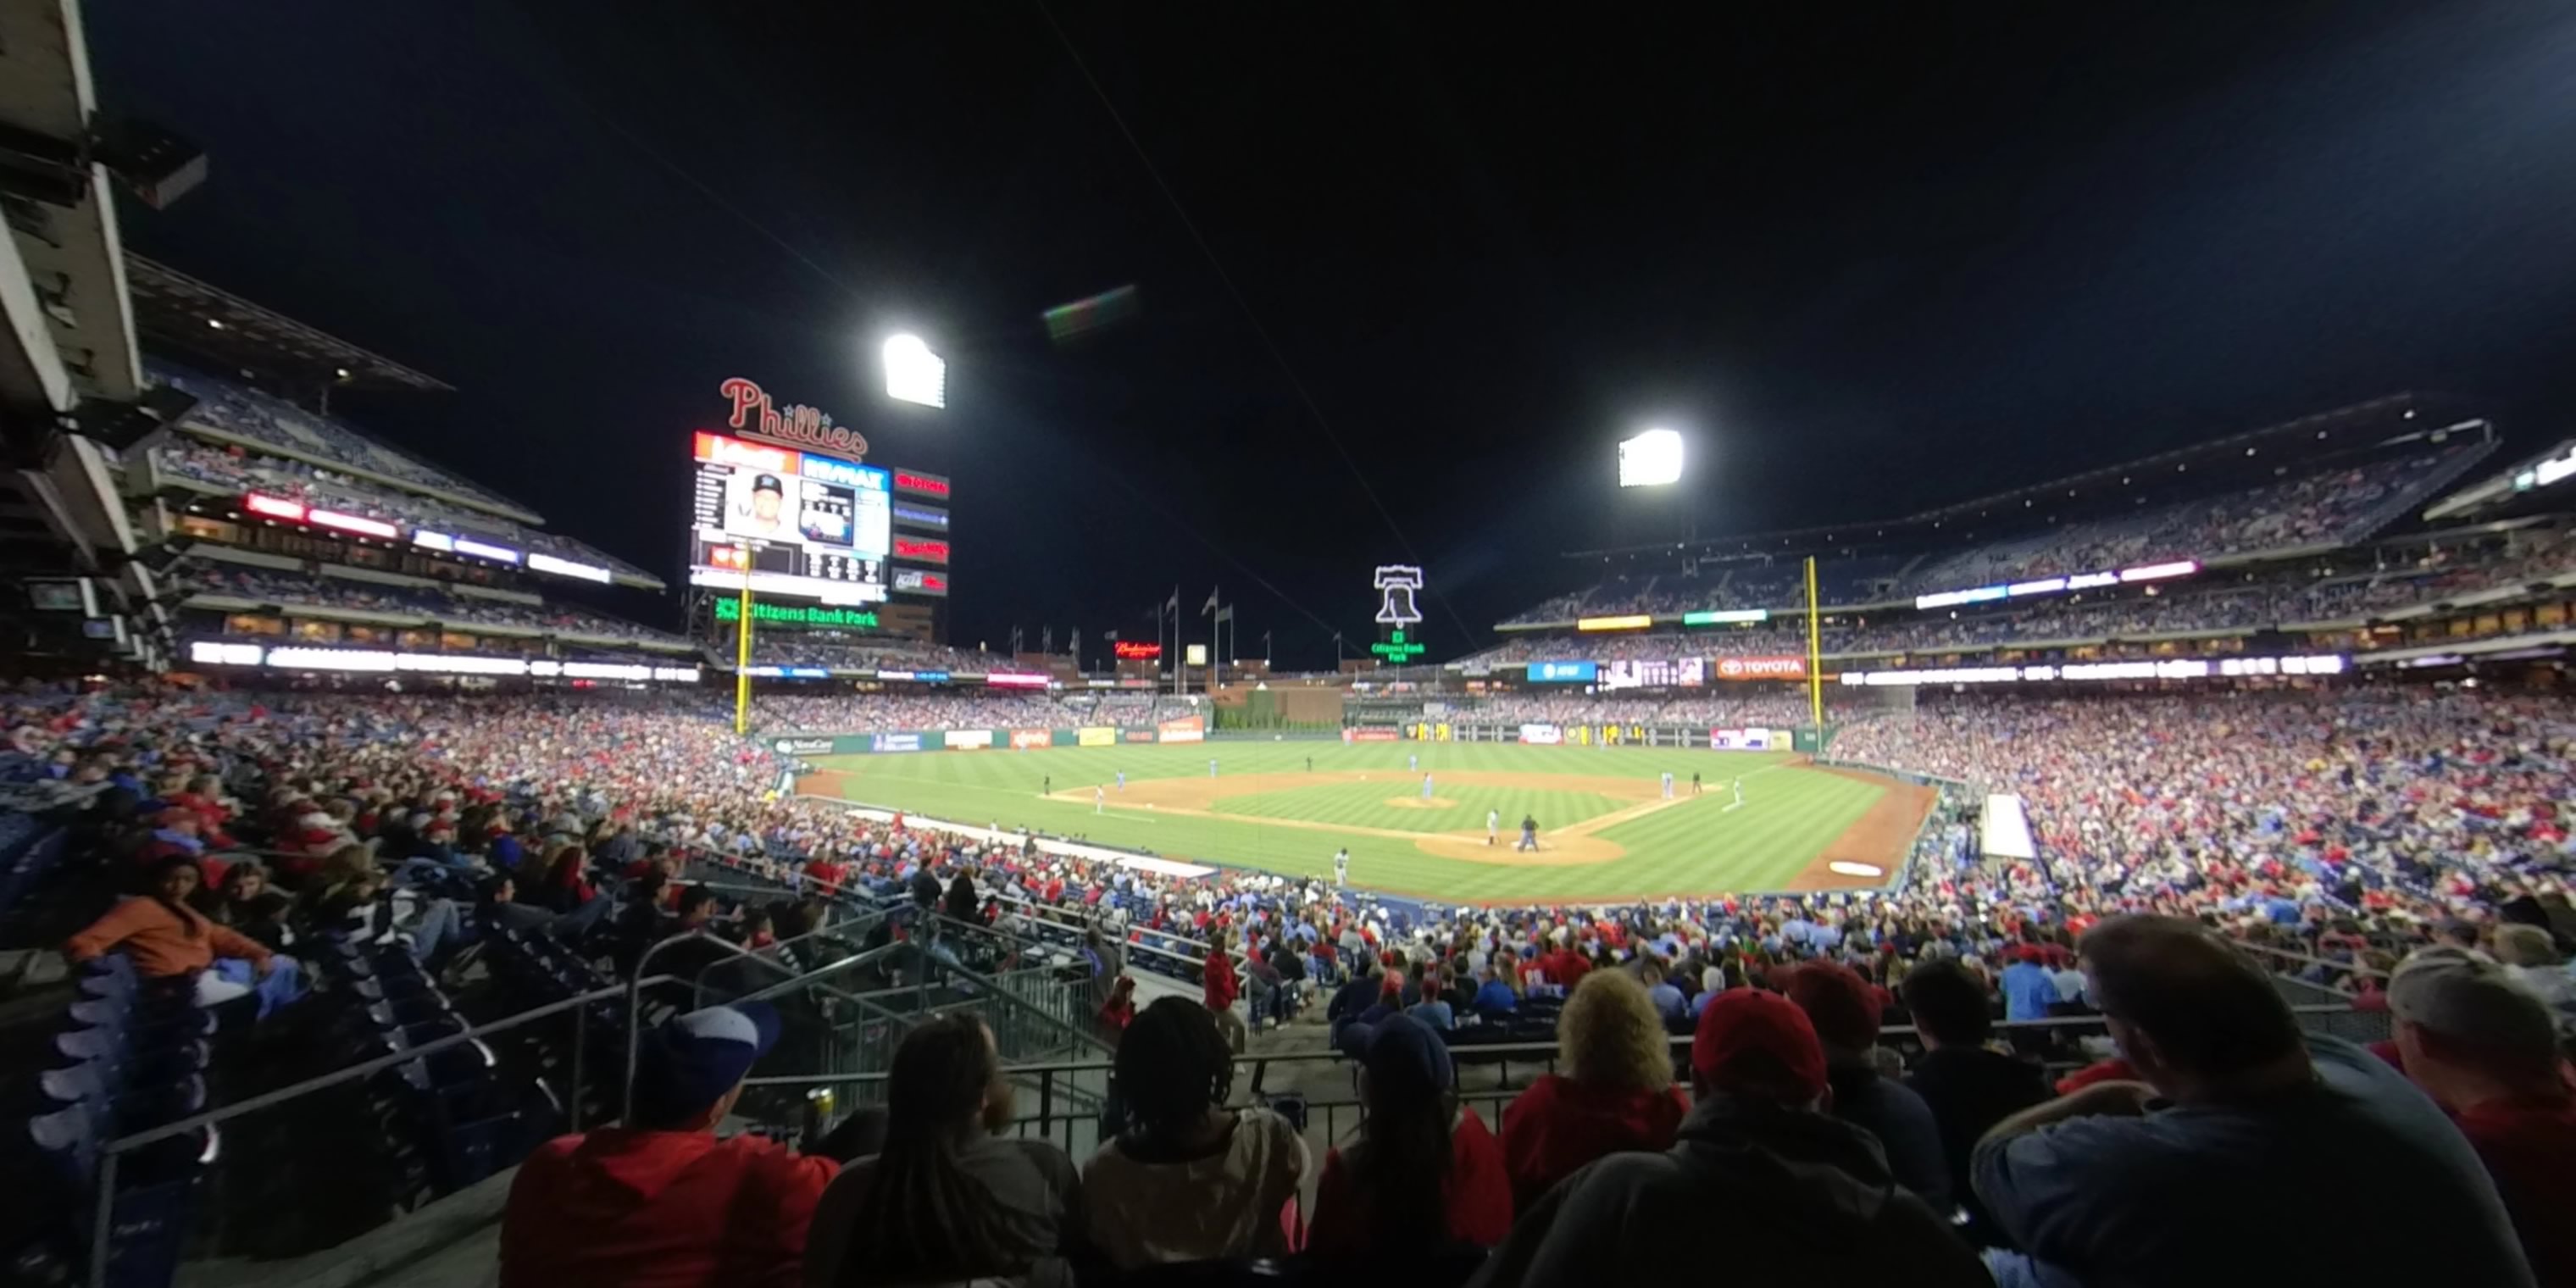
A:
[
  {"left": 1714, "top": 655, "right": 1807, "bottom": 680},
  {"left": 720, "top": 377, "right": 869, "bottom": 458}
]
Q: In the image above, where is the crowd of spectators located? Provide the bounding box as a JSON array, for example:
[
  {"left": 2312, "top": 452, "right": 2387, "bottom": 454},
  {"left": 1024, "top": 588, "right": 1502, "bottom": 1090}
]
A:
[
  {"left": 1502, "top": 447, "right": 2489, "bottom": 625},
  {"left": 147, "top": 434, "right": 651, "bottom": 581},
  {"left": 754, "top": 692, "right": 1079, "bottom": 732},
  {"left": 180, "top": 566, "right": 688, "bottom": 645},
  {"left": 1467, "top": 693, "right": 1818, "bottom": 727},
  {"left": 149, "top": 359, "right": 531, "bottom": 513},
  {"left": 739, "top": 636, "right": 995, "bottom": 674},
  {"left": 23, "top": 676, "right": 2576, "bottom": 1286},
  {"left": 1465, "top": 526, "right": 2576, "bottom": 667}
]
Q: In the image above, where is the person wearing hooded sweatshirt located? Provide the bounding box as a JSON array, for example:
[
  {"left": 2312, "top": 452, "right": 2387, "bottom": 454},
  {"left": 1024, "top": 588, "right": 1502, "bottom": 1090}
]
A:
[
  {"left": 502, "top": 1002, "right": 836, "bottom": 1288},
  {"left": 1783, "top": 961, "right": 1951, "bottom": 1214},
  {"left": 1469, "top": 989, "right": 1986, "bottom": 1288}
]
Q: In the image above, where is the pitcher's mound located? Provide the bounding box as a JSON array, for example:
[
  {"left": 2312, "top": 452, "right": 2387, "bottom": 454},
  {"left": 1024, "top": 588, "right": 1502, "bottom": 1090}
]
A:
[{"left": 1385, "top": 797, "right": 1459, "bottom": 810}]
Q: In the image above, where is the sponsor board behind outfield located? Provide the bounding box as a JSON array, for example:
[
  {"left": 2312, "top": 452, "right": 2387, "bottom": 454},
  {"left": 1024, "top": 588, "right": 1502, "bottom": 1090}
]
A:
[
  {"left": 1714, "top": 656, "right": 1807, "bottom": 680},
  {"left": 1010, "top": 729, "right": 1052, "bottom": 750},
  {"left": 1341, "top": 727, "right": 1400, "bottom": 743},
  {"left": 773, "top": 737, "right": 837, "bottom": 756},
  {"left": 1078, "top": 727, "right": 1117, "bottom": 747},
  {"left": 1157, "top": 715, "right": 1207, "bottom": 744},
  {"left": 946, "top": 729, "right": 995, "bottom": 750},
  {"left": 871, "top": 732, "right": 923, "bottom": 752},
  {"left": 1518, "top": 723, "right": 1563, "bottom": 745}
]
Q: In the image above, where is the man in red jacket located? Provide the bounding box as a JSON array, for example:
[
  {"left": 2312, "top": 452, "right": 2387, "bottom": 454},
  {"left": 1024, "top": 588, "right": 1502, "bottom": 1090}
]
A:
[
  {"left": 1204, "top": 930, "right": 1246, "bottom": 1052},
  {"left": 500, "top": 1001, "right": 836, "bottom": 1288}
]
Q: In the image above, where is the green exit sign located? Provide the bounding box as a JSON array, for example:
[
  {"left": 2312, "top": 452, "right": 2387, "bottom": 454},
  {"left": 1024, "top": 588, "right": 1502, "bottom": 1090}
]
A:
[{"left": 1370, "top": 629, "right": 1425, "bottom": 662}]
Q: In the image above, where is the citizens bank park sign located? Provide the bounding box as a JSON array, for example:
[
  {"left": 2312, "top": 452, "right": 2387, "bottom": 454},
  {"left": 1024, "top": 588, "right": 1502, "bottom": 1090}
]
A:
[{"left": 721, "top": 377, "right": 869, "bottom": 458}]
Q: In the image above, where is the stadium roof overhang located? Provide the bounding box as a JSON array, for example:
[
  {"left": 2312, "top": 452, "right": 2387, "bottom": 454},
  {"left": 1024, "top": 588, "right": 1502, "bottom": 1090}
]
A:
[
  {"left": 2422, "top": 438, "right": 2576, "bottom": 525},
  {"left": 0, "top": 0, "right": 141, "bottom": 419},
  {"left": 125, "top": 254, "right": 451, "bottom": 393}
]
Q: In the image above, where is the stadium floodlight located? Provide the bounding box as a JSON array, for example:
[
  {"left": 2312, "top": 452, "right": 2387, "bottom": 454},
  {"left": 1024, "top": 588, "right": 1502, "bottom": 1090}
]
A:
[
  {"left": 1618, "top": 428, "right": 1684, "bottom": 487},
  {"left": 883, "top": 334, "right": 947, "bottom": 408}
]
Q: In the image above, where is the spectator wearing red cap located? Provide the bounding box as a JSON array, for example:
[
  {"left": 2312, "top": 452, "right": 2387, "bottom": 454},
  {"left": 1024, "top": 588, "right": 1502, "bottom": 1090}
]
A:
[
  {"left": 502, "top": 1001, "right": 837, "bottom": 1288},
  {"left": 1974, "top": 916, "right": 2534, "bottom": 1288},
  {"left": 2387, "top": 947, "right": 2576, "bottom": 1287},
  {"left": 1783, "top": 962, "right": 1951, "bottom": 1214},
  {"left": 1307, "top": 1013, "right": 1513, "bottom": 1256},
  {"left": 1998, "top": 943, "right": 2060, "bottom": 1023},
  {"left": 1474, "top": 990, "right": 1986, "bottom": 1285},
  {"left": 1501, "top": 970, "right": 1689, "bottom": 1211}
]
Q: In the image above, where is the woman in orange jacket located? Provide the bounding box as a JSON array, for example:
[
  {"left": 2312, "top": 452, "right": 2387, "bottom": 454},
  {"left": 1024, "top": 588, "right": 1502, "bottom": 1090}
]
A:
[{"left": 67, "top": 856, "right": 305, "bottom": 1016}]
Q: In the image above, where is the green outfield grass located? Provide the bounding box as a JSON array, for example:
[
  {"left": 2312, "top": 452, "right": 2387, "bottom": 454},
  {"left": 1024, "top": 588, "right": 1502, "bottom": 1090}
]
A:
[{"left": 801, "top": 741, "right": 1887, "bottom": 903}]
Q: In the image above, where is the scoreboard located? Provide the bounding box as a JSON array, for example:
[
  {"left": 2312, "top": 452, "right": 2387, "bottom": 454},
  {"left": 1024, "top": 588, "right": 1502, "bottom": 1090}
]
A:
[{"left": 688, "top": 431, "right": 891, "bottom": 604}]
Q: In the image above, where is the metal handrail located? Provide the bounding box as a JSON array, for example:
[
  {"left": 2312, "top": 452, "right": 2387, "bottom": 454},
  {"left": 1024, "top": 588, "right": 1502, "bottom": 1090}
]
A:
[
  {"left": 87, "top": 972, "right": 675, "bottom": 1288},
  {"left": 736, "top": 1002, "right": 2373, "bottom": 1087}
]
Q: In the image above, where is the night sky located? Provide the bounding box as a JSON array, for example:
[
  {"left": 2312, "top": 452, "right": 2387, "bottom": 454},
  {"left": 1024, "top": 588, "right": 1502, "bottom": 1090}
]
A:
[{"left": 85, "top": 3, "right": 2576, "bottom": 666}]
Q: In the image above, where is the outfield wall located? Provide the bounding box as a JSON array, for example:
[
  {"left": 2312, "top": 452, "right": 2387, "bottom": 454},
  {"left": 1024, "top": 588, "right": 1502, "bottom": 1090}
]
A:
[
  {"left": 1404, "top": 719, "right": 1825, "bottom": 751},
  {"left": 765, "top": 715, "right": 1208, "bottom": 757}
]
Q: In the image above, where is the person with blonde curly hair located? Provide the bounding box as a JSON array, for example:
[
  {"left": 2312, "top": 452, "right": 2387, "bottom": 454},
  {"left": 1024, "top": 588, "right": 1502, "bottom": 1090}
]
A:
[{"left": 1498, "top": 968, "right": 1689, "bottom": 1209}]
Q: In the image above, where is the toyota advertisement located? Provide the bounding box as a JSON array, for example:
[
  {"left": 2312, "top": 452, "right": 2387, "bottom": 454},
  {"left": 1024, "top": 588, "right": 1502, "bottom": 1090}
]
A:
[{"left": 1714, "top": 656, "right": 1807, "bottom": 681}]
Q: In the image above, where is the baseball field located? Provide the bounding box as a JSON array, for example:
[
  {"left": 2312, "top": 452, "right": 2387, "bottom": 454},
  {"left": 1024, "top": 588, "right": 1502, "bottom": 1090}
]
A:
[{"left": 796, "top": 741, "right": 1929, "bottom": 904}]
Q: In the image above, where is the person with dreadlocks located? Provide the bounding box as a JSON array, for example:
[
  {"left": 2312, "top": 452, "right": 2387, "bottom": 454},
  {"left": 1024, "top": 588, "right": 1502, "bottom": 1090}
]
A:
[
  {"left": 1306, "top": 1013, "right": 1513, "bottom": 1256},
  {"left": 804, "top": 1013, "right": 1083, "bottom": 1287},
  {"left": 67, "top": 853, "right": 302, "bottom": 1015},
  {"left": 1081, "top": 997, "right": 1307, "bottom": 1267}
]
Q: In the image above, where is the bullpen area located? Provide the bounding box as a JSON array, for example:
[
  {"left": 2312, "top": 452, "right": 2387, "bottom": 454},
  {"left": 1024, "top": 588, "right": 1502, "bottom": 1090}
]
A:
[{"left": 797, "top": 741, "right": 1926, "bottom": 903}]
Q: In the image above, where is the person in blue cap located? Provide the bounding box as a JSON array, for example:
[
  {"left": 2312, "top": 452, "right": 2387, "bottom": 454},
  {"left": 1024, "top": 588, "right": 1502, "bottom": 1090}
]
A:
[
  {"left": 1306, "top": 1013, "right": 1513, "bottom": 1255},
  {"left": 501, "top": 1000, "right": 838, "bottom": 1288}
]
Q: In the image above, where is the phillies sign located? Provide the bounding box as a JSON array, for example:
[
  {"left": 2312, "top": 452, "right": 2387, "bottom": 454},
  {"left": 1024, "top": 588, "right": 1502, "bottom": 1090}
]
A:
[
  {"left": 1714, "top": 656, "right": 1807, "bottom": 680},
  {"left": 720, "top": 377, "right": 869, "bottom": 458}
]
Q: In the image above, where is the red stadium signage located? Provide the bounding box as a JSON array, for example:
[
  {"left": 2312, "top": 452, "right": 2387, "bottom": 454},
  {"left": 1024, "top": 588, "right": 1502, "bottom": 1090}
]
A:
[
  {"left": 894, "top": 470, "right": 951, "bottom": 498},
  {"left": 1714, "top": 655, "right": 1807, "bottom": 680},
  {"left": 1113, "top": 641, "right": 1163, "bottom": 660},
  {"left": 719, "top": 377, "right": 869, "bottom": 458},
  {"left": 893, "top": 536, "right": 951, "bottom": 564},
  {"left": 1123, "top": 730, "right": 1157, "bottom": 743},
  {"left": 1158, "top": 715, "right": 1207, "bottom": 744},
  {"left": 1341, "top": 727, "right": 1400, "bottom": 743}
]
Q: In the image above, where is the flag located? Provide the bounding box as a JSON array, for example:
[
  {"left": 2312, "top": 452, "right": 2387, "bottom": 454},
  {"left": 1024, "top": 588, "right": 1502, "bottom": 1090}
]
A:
[
  {"left": 1202, "top": 587, "right": 1220, "bottom": 616},
  {"left": 1166, "top": 588, "right": 1180, "bottom": 615},
  {"left": 1104, "top": 630, "right": 1119, "bottom": 642},
  {"left": 1214, "top": 605, "right": 1234, "bottom": 624}
]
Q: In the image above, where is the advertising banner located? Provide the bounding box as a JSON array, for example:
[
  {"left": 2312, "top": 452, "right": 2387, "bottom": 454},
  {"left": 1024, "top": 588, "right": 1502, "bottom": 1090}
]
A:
[
  {"left": 1714, "top": 656, "right": 1807, "bottom": 681},
  {"left": 1157, "top": 715, "right": 1207, "bottom": 744},
  {"left": 1518, "top": 723, "right": 1564, "bottom": 746},
  {"left": 1123, "top": 729, "right": 1157, "bottom": 743},
  {"left": 1708, "top": 728, "right": 1778, "bottom": 750},
  {"left": 946, "top": 729, "right": 995, "bottom": 750},
  {"left": 1010, "top": 728, "right": 1052, "bottom": 750},
  {"left": 1341, "top": 726, "right": 1399, "bottom": 743},
  {"left": 1527, "top": 660, "right": 1598, "bottom": 684},
  {"left": 771, "top": 737, "right": 839, "bottom": 756},
  {"left": 871, "top": 732, "right": 924, "bottom": 753},
  {"left": 1077, "top": 726, "right": 1118, "bottom": 747}
]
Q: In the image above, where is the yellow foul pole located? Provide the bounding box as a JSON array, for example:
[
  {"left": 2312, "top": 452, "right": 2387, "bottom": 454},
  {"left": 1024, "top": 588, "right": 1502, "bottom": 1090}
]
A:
[
  {"left": 734, "top": 559, "right": 754, "bottom": 735},
  {"left": 1804, "top": 555, "right": 1823, "bottom": 727}
]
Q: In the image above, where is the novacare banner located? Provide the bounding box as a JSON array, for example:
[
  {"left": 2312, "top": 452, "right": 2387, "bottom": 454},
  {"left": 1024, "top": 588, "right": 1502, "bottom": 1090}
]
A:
[
  {"left": 772, "top": 737, "right": 838, "bottom": 756},
  {"left": 1518, "top": 723, "right": 1563, "bottom": 746}
]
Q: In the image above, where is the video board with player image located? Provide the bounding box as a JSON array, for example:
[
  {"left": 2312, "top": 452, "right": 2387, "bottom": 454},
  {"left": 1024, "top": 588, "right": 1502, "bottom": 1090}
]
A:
[{"left": 690, "top": 431, "right": 891, "bottom": 603}]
